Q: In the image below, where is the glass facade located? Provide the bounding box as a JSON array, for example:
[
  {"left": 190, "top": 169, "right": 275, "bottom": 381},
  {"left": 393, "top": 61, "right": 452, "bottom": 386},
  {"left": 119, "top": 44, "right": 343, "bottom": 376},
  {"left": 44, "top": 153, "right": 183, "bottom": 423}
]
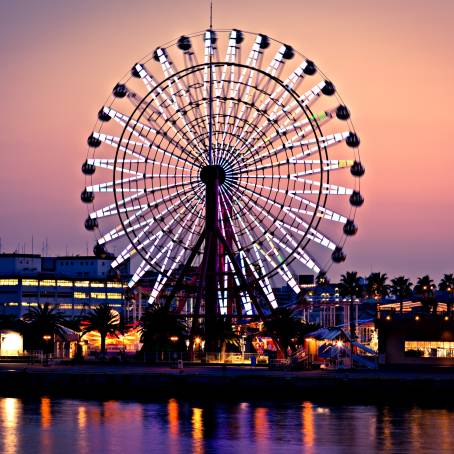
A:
[{"left": 404, "top": 341, "right": 454, "bottom": 358}]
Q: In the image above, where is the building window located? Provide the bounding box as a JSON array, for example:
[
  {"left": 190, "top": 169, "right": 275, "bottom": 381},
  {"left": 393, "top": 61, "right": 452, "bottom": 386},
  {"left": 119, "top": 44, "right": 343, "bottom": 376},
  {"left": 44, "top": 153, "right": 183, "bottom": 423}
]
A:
[
  {"left": 0, "top": 279, "right": 19, "bottom": 286},
  {"left": 22, "top": 279, "right": 39, "bottom": 286},
  {"left": 39, "top": 280, "right": 56, "bottom": 287},
  {"left": 404, "top": 341, "right": 454, "bottom": 358},
  {"left": 107, "top": 282, "right": 122, "bottom": 288},
  {"left": 75, "top": 281, "right": 90, "bottom": 287},
  {"left": 107, "top": 293, "right": 122, "bottom": 300},
  {"left": 74, "top": 292, "right": 88, "bottom": 299},
  {"left": 91, "top": 292, "right": 106, "bottom": 299},
  {"left": 57, "top": 280, "right": 73, "bottom": 287},
  {"left": 91, "top": 282, "right": 105, "bottom": 288}
]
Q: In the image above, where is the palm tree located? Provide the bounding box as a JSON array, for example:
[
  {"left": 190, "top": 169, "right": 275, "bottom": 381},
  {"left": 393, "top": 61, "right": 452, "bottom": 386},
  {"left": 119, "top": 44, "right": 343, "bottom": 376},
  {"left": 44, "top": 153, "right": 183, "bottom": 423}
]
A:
[
  {"left": 415, "top": 275, "right": 436, "bottom": 313},
  {"left": 439, "top": 274, "right": 454, "bottom": 315},
  {"left": 263, "top": 307, "right": 304, "bottom": 356},
  {"left": 339, "top": 272, "right": 362, "bottom": 354},
  {"left": 83, "top": 305, "right": 120, "bottom": 357},
  {"left": 212, "top": 316, "right": 240, "bottom": 362},
  {"left": 139, "top": 304, "right": 186, "bottom": 355},
  {"left": 22, "top": 303, "right": 67, "bottom": 353},
  {"left": 390, "top": 276, "right": 413, "bottom": 314},
  {"left": 366, "top": 272, "right": 389, "bottom": 302},
  {"left": 0, "top": 314, "right": 22, "bottom": 332}
]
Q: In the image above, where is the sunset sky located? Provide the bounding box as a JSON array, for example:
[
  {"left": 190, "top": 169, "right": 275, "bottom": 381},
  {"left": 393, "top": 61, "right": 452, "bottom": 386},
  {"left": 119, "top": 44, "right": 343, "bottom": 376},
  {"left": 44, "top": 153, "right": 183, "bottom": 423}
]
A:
[{"left": 0, "top": 0, "right": 453, "bottom": 281}]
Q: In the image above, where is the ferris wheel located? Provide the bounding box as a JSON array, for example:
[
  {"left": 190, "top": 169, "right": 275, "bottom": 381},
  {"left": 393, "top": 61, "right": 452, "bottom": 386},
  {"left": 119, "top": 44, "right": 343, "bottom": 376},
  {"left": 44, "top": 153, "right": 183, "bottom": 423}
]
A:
[{"left": 81, "top": 29, "right": 364, "bottom": 319}]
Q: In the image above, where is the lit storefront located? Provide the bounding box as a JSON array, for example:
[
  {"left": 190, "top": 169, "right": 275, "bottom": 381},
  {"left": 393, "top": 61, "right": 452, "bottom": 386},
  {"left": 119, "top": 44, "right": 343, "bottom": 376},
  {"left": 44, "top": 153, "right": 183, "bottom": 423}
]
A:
[{"left": 377, "top": 314, "right": 454, "bottom": 366}]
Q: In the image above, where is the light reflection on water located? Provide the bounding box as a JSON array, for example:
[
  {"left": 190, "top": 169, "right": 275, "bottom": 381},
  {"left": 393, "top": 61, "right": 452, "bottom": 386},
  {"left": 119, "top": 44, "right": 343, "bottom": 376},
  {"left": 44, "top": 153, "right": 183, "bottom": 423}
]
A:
[{"left": 1, "top": 397, "right": 454, "bottom": 453}]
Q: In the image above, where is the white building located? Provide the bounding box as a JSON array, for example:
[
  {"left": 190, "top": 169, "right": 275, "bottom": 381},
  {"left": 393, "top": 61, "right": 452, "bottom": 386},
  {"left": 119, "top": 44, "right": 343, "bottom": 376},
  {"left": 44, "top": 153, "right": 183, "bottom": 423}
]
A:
[{"left": 0, "top": 254, "right": 130, "bottom": 318}]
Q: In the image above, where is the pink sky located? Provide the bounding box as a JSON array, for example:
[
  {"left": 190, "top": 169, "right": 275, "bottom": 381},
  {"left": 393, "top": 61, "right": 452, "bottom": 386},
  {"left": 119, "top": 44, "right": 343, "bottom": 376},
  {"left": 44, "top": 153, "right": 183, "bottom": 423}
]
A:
[{"left": 0, "top": 0, "right": 453, "bottom": 281}]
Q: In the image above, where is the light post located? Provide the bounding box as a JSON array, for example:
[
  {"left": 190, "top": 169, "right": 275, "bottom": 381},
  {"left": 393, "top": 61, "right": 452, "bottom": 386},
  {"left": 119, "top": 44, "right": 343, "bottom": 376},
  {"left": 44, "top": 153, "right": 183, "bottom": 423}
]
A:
[{"left": 42, "top": 335, "right": 52, "bottom": 365}]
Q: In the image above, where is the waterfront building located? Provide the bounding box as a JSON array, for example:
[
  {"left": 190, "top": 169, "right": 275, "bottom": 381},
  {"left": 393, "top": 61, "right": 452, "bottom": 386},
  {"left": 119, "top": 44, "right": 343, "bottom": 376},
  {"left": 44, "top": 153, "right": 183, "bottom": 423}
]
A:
[
  {"left": 0, "top": 253, "right": 130, "bottom": 318},
  {"left": 376, "top": 308, "right": 454, "bottom": 366}
]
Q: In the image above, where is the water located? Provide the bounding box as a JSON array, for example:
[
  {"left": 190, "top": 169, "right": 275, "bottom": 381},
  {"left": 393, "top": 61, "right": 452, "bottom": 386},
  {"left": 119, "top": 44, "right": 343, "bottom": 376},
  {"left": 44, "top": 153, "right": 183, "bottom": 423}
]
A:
[{"left": 1, "top": 397, "right": 454, "bottom": 453}]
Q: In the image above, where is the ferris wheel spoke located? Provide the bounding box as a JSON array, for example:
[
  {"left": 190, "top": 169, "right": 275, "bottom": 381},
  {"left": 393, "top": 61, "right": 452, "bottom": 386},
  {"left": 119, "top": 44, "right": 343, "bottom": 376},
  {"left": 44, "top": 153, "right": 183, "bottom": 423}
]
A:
[
  {"left": 127, "top": 71, "right": 206, "bottom": 165},
  {"left": 218, "top": 194, "right": 253, "bottom": 315},
  {"left": 87, "top": 159, "right": 145, "bottom": 175},
  {"left": 89, "top": 179, "right": 200, "bottom": 220},
  {"left": 91, "top": 131, "right": 198, "bottom": 171},
  {"left": 100, "top": 106, "right": 197, "bottom": 162},
  {"left": 236, "top": 173, "right": 354, "bottom": 196},
  {"left": 219, "top": 191, "right": 261, "bottom": 314},
  {"left": 225, "top": 34, "right": 266, "bottom": 145},
  {"left": 222, "top": 190, "right": 300, "bottom": 293},
  {"left": 239, "top": 179, "right": 348, "bottom": 223},
  {"left": 243, "top": 131, "right": 351, "bottom": 170},
  {"left": 227, "top": 194, "right": 300, "bottom": 294},
  {"left": 236, "top": 60, "right": 307, "bottom": 150},
  {"left": 238, "top": 80, "right": 328, "bottom": 156},
  {"left": 227, "top": 187, "right": 321, "bottom": 273},
  {"left": 112, "top": 191, "right": 202, "bottom": 268},
  {"left": 98, "top": 187, "right": 200, "bottom": 246},
  {"left": 224, "top": 179, "right": 337, "bottom": 257},
  {"left": 151, "top": 53, "right": 209, "bottom": 157},
  {"left": 220, "top": 190, "right": 278, "bottom": 309},
  {"left": 86, "top": 170, "right": 193, "bottom": 193},
  {"left": 234, "top": 44, "right": 292, "bottom": 143},
  {"left": 241, "top": 107, "right": 335, "bottom": 161},
  {"left": 146, "top": 209, "right": 202, "bottom": 304}
]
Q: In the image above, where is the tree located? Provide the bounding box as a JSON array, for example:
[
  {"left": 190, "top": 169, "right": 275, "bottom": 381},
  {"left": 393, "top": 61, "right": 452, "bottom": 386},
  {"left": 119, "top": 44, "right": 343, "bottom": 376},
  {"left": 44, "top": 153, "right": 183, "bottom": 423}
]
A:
[
  {"left": 263, "top": 307, "right": 306, "bottom": 356},
  {"left": 439, "top": 274, "right": 454, "bottom": 315},
  {"left": 339, "top": 272, "right": 362, "bottom": 354},
  {"left": 366, "top": 272, "right": 389, "bottom": 302},
  {"left": 415, "top": 275, "right": 436, "bottom": 313},
  {"left": 212, "top": 316, "right": 240, "bottom": 361},
  {"left": 139, "top": 304, "right": 186, "bottom": 354},
  {"left": 0, "top": 314, "right": 22, "bottom": 332},
  {"left": 83, "top": 305, "right": 120, "bottom": 357},
  {"left": 390, "top": 276, "right": 413, "bottom": 314},
  {"left": 22, "top": 303, "right": 67, "bottom": 353}
]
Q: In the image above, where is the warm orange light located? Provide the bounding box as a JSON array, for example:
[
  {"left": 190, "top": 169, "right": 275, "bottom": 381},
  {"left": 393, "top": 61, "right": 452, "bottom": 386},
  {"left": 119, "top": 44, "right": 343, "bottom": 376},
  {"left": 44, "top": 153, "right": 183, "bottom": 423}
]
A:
[
  {"left": 194, "top": 337, "right": 201, "bottom": 345},
  {"left": 415, "top": 315, "right": 420, "bottom": 321},
  {"left": 385, "top": 315, "right": 391, "bottom": 321},
  {"left": 169, "top": 336, "right": 179, "bottom": 342},
  {"left": 445, "top": 316, "right": 449, "bottom": 321},
  {"left": 336, "top": 340, "right": 343, "bottom": 347},
  {"left": 42, "top": 335, "right": 51, "bottom": 341}
]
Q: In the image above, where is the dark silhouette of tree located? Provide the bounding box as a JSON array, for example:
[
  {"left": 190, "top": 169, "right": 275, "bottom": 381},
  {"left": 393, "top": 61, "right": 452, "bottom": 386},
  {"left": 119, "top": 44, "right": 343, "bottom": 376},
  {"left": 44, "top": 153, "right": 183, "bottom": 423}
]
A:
[
  {"left": 0, "top": 314, "right": 23, "bottom": 332},
  {"left": 82, "top": 305, "right": 120, "bottom": 357},
  {"left": 139, "top": 304, "right": 186, "bottom": 354},
  {"left": 22, "top": 303, "right": 66, "bottom": 353},
  {"left": 390, "top": 276, "right": 413, "bottom": 314},
  {"left": 316, "top": 271, "right": 330, "bottom": 286},
  {"left": 367, "top": 272, "right": 389, "bottom": 302},
  {"left": 339, "top": 272, "right": 362, "bottom": 354},
  {"left": 439, "top": 274, "right": 454, "bottom": 315},
  {"left": 212, "top": 316, "right": 240, "bottom": 361},
  {"left": 263, "top": 307, "right": 315, "bottom": 356},
  {"left": 415, "top": 275, "right": 436, "bottom": 313}
]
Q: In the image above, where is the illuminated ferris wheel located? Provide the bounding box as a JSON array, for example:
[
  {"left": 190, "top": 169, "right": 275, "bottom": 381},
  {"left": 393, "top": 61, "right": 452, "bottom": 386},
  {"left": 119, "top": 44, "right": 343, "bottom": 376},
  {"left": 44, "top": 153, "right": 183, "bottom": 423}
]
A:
[{"left": 81, "top": 29, "right": 364, "bottom": 319}]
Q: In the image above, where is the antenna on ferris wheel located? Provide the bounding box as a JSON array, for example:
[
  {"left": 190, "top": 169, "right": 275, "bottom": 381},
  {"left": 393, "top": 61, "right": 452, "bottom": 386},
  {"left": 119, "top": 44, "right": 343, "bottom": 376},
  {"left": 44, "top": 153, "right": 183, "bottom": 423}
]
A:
[{"left": 209, "top": 0, "right": 213, "bottom": 29}]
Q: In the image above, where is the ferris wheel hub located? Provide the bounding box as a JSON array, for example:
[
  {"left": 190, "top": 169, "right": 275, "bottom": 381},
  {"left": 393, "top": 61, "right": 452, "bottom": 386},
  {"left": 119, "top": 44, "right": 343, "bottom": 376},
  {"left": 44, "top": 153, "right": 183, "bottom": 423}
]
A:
[{"left": 200, "top": 165, "right": 226, "bottom": 185}]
